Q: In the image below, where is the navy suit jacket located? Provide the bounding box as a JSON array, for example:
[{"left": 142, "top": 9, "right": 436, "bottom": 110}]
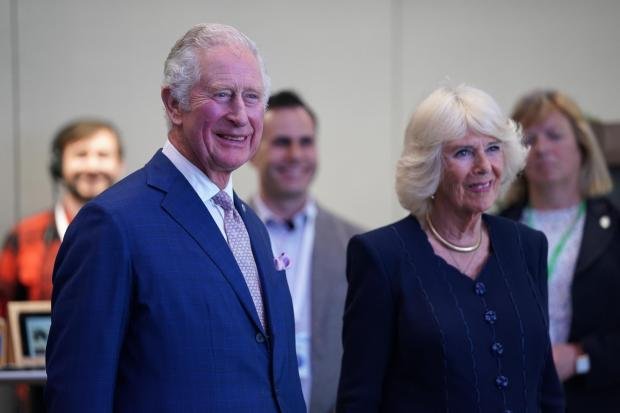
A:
[
  {"left": 45, "top": 151, "right": 305, "bottom": 412},
  {"left": 337, "top": 214, "right": 564, "bottom": 412}
]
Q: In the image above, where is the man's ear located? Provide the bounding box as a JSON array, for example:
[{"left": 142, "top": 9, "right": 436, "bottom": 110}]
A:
[{"left": 161, "top": 87, "right": 183, "bottom": 126}]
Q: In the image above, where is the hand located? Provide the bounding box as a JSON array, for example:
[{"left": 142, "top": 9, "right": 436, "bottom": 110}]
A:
[{"left": 552, "top": 343, "right": 582, "bottom": 381}]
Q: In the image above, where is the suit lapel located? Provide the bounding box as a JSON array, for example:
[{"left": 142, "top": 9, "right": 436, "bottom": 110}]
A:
[
  {"left": 147, "top": 152, "right": 265, "bottom": 333},
  {"left": 309, "top": 208, "right": 334, "bottom": 405},
  {"left": 575, "top": 199, "right": 615, "bottom": 276},
  {"left": 310, "top": 209, "right": 330, "bottom": 357},
  {"left": 504, "top": 199, "right": 616, "bottom": 277}
]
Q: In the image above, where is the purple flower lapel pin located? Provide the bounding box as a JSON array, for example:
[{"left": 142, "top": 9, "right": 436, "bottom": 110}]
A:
[{"left": 274, "top": 252, "right": 291, "bottom": 271}]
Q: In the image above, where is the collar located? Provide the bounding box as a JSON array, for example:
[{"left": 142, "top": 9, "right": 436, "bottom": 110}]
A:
[
  {"left": 54, "top": 201, "right": 70, "bottom": 241},
  {"left": 253, "top": 195, "right": 317, "bottom": 230},
  {"left": 162, "top": 139, "right": 233, "bottom": 203}
]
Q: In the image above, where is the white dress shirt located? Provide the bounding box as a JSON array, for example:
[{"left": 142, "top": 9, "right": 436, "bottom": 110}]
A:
[
  {"left": 54, "top": 201, "right": 70, "bottom": 241},
  {"left": 162, "top": 140, "right": 233, "bottom": 241}
]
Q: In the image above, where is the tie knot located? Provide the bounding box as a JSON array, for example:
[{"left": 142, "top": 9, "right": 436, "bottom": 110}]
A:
[{"left": 212, "top": 191, "right": 233, "bottom": 212}]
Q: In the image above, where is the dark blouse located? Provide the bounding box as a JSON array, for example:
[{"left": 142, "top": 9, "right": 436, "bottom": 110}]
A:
[{"left": 337, "top": 214, "right": 564, "bottom": 413}]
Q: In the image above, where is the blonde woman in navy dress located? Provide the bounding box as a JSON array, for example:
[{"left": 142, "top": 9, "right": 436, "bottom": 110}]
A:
[
  {"left": 337, "top": 85, "right": 564, "bottom": 412},
  {"left": 501, "top": 90, "right": 620, "bottom": 412}
]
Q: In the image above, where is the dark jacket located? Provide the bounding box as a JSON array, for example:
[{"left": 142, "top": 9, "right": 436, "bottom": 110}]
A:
[
  {"left": 501, "top": 197, "right": 620, "bottom": 413},
  {"left": 337, "top": 214, "right": 564, "bottom": 412},
  {"left": 46, "top": 151, "right": 306, "bottom": 412}
]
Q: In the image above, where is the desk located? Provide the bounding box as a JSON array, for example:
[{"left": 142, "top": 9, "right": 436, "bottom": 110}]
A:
[{"left": 0, "top": 369, "right": 46, "bottom": 384}]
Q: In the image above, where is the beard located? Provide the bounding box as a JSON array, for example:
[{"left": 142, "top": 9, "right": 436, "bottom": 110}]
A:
[{"left": 62, "top": 173, "right": 116, "bottom": 204}]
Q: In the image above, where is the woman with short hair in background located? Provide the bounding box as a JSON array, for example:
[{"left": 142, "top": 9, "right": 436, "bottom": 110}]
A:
[{"left": 501, "top": 89, "right": 620, "bottom": 412}]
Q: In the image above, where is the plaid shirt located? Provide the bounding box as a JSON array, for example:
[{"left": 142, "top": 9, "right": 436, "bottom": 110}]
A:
[{"left": 0, "top": 210, "right": 60, "bottom": 316}]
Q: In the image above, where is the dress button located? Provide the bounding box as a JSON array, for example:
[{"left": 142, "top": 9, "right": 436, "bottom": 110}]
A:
[
  {"left": 474, "top": 282, "right": 486, "bottom": 296},
  {"left": 255, "top": 332, "right": 265, "bottom": 343},
  {"left": 495, "top": 375, "right": 509, "bottom": 389},
  {"left": 504, "top": 410, "right": 512, "bottom": 413},
  {"left": 484, "top": 310, "right": 497, "bottom": 324},
  {"left": 491, "top": 342, "right": 504, "bottom": 355}
]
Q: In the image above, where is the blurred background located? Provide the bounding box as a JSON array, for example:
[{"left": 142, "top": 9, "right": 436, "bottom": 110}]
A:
[
  {"left": 1, "top": 0, "right": 620, "bottom": 236},
  {"left": 2, "top": 1, "right": 620, "bottom": 411}
]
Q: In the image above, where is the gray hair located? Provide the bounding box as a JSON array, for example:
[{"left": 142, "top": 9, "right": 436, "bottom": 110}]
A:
[
  {"left": 162, "top": 23, "right": 271, "bottom": 112},
  {"left": 396, "top": 84, "right": 527, "bottom": 221}
]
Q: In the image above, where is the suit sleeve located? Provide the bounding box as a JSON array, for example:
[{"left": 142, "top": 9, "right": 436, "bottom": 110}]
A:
[
  {"left": 45, "top": 203, "right": 132, "bottom": 413},
  {"left": 336, "top": 235, "right": 395, "bottom": 412},
  {"left": 530, "top": 230, "right": 565, "bottom": 412},
  {"left": 579, "top": 243, "right": 620, "bottom": 389}
]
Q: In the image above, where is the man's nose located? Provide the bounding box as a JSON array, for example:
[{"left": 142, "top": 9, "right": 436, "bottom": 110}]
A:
[
  {"left": 227, "top": 96, "right": 249, "bottom": 126},
  {"left": 287, "top": 141, "right": 302, "bottom": 160},
  {"left": 84, "top": 154, "right": 102, "bottom": 171}
]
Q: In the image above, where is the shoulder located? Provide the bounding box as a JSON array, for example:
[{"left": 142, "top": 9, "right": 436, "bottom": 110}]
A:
[
  {"left": 486, "top": 213, "right": 544, "bottom": 241},
  {"left": 352, "top": 215, "right": 421, "bottom": 256},
  {"left": 84, "top": 161, "right": 172, "bottom": 225},
  {"left": 6, "top": 210, "right": 55, "bottom": 240},
  {"left": 485, "top": 214, "right": 547, "bottom": 264},
  {"left": 587, "top": 196, "right": 620, "bottom": 221},
  {"left": 89, "top": 150, "right": 180, "bottom": 215},
  {"left": 581, "top": 197, "right": 620, "bottom": 260},
  {"left": 486, "top": 215, "right": 548, "bottom": 298},
  {"left": 13, "top": 210, "right": 54, "bottom": 229},
  {"left": 347, "top": 216, "right": 427, "bottom": 294},
  {"left": 65, "top": 167, "right": 155, "bottom": 244},
  {"left": 92, "top": 168, "right": 150, "bottom": 210},
  {"left": 315, "top": 204, "right": 363, "bottom": 238},
  {"left": 2, "top": 210, "right": 54, "bottom": 252}
]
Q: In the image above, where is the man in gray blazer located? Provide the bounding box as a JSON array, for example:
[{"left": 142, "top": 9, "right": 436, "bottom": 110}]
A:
[{"left": 251, "top": 90, "right": 361, "bottom": 413}]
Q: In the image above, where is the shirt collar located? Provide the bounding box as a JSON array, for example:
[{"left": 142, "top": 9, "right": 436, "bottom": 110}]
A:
[
  {"left": 54, "top": 201, "right": 70, "bottom": 241},
  {"left": 162, "top": 139, "right": 233, "bottom": 204},
  {"left": 253, "top": 195, "right": 317, "bottom": 229}
]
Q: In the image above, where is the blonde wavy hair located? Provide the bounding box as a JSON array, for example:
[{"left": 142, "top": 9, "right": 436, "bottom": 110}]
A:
[{"left": 396, "top": 84, "right": 526, "bottom": 221}]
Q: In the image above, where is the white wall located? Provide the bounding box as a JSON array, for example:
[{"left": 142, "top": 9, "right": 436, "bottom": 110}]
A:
[
  {"left": 2, "top": 0, "right": 620, "bottom": 237},
  {"left": 0, "top": 0, "right": 15, "bottom": 234}
]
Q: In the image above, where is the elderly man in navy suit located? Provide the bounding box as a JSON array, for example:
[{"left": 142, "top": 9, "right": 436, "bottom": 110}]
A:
[{"left": 45, "top": 23, "right": 305, "bottom": 412}]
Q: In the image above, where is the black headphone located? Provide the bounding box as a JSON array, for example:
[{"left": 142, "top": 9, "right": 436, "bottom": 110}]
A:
[{"left": 49, "top": 132, "right": 64, "bottom": 181}]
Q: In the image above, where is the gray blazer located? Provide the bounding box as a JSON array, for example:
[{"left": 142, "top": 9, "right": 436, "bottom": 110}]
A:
[{"left": 310, "top": 206, "right": 361, "bottom": 413}]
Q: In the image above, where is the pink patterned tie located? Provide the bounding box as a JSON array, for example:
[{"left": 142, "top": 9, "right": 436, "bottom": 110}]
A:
[{"left": 212, "top": 191, "right": 266, "bottom": 328}]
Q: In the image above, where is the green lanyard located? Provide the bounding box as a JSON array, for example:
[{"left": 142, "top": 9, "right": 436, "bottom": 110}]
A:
[{"left": 524, "top": 201, "right": 586, "bottom": 279}]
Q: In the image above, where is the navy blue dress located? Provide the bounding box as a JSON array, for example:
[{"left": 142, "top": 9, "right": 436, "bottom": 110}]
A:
[{"left": 337, "top": 214, "right": 564, "bottom": 412}]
